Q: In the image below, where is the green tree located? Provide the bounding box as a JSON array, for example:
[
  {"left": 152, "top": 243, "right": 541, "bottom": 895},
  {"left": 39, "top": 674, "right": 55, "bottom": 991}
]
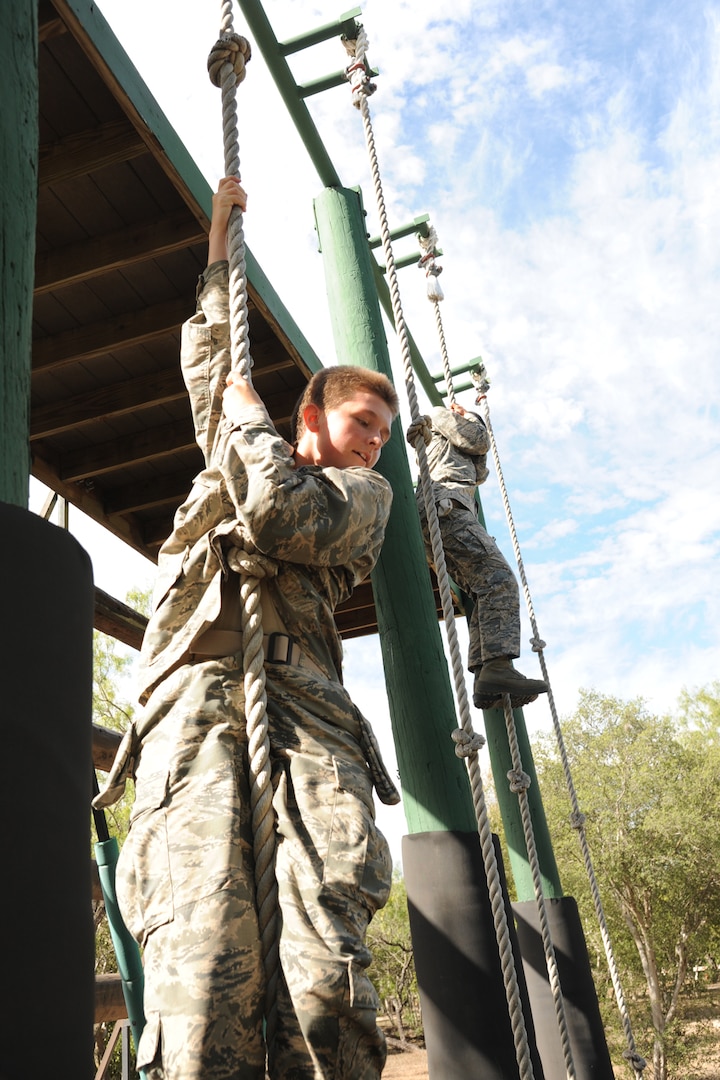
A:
[
  {"left": 533, "top": 687, "right": 720, "bottom": 1080},
  {"left": 367, "top": 872, "right": 422, "bottom": 1044}
]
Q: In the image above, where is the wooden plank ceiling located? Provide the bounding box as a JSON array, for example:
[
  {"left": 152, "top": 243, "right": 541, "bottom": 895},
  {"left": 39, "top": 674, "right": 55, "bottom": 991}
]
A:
[{"left": 32, "top": 0, "right": 381, "bottom": 639}]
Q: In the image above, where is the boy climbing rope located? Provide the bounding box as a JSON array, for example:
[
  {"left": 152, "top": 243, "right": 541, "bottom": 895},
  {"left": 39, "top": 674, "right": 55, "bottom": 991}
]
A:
[
  {"left": 412, "top": 402, "right": 548, "bottom": 710},
  {"left": 96, "top": 178, "right": 400, "bottom": 1080}
]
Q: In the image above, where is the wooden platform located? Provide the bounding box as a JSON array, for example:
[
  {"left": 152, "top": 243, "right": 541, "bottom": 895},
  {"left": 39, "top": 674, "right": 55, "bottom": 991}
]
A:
[{"left": 33, "top": 0, "right": 386, "bottom": 638}]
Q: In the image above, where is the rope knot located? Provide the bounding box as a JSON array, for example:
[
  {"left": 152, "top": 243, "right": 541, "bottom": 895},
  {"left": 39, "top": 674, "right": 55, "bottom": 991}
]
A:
[
  {"left": 406, "top": 415, "right": 432, "bottom": 447},
  {"left": 342, "top": 30, "right": 377, "bottom": 107},
  {"left": 507, "top": 767, "right": 531, "bottom": 793},
  {"left": 227, "top": 548, "right": 278, "bottom": 581},
  {"left": 208, "top": 33, "right": 252, "bottom": 88},
  {"left": 530, "top": 635, "right": 546, "bottom": 652},
  {"left": 451, "top": 727, "right": 485, "bottom": 758},
  {"left": 418, "top": 227, "right": 444, "bottom": 301},
  {"left": 470, "top": 363, "right": 490, "bottom": 398},
  {"left": 622, "top": 1049, "right": 647, "bottom": 1071},
  {"left": 569, "top": 810, "right": 586, "bottom": 830}
]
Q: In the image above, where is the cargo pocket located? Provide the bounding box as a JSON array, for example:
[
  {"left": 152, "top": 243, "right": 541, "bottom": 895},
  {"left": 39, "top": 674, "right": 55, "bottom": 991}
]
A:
[
  {"left": 323, "top": 757, "right": 391, "bottom": 915},
  {"left": 116, "top": 803, "right": 174, "bottom": 947},
  {"left": 136, "top": 1011, "right": 162, "bottom": 1074}
]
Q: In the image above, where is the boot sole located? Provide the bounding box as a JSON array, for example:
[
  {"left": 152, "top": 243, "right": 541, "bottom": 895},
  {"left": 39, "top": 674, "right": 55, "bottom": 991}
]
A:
[{"left": 473, "top": 691, "right": 540, "bottom": 710}]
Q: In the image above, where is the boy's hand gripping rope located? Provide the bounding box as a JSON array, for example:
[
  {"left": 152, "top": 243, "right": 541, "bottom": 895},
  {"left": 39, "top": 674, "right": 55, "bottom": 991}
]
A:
[{"left": 208, "top": 6, "right": 280, "bottom": 1052}]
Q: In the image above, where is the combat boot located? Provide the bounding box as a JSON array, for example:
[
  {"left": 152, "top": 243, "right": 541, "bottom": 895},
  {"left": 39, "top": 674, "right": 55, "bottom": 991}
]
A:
[{"left": 473, "top": 658, "right": 548, "bottom": 710}]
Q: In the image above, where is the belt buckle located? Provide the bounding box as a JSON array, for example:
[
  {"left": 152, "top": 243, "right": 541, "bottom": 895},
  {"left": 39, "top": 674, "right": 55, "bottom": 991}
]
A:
[{"left": 265, "top": 631, "right": 297, "bottom": 665}]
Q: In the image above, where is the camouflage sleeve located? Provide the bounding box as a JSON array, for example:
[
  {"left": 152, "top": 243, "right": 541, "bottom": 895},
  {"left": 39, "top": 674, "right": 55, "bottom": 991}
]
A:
[
  {"left": 431, "top": 405, "right": 490, "bottom": 455},
  {"left": 218, "top": 408, "right": 393, "bottom": 583},
  {"left": 180, "top": 261, "right": 231, "bottom": 467}
]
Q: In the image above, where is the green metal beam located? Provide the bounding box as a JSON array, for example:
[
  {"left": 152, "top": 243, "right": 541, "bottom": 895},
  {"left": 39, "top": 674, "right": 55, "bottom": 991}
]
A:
[
  {"left": 278, "top": 8, "right": 361, "bottom": 55},
  {"left": 431, "top": 360, "right": 481, "bottom": 382},
  {"left": 236, "top": 0, "right": 343, "bottom": 188},
  {"left": 368, "top": 215, "right": 431, "bottom": 246}
]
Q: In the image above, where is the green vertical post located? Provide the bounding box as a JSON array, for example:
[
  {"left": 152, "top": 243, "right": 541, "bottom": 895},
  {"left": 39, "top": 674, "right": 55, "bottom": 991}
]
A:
[
  {"left": 313, "top": 185, "right": 476, "bottom": 834},
  {"left": 483, "top": 705, "right": 562, "bottom": 899},
  {"left": 1, "top": 0, "right": 37, "bottom": 507}
]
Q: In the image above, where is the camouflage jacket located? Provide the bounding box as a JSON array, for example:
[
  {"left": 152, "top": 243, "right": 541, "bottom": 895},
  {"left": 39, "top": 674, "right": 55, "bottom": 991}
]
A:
[
  {"left": 423, "top": 405, "right": 490, "bottom": 513},
  {"left": 137, "top": 261, "right": 394, "bottom": 705}
]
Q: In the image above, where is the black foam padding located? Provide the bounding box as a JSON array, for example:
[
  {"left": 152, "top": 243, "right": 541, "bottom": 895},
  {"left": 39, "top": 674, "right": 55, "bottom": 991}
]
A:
[
  {"left": 514, "top": 896, "right": 615, "bottom": 1079},
  {"left": 403, "top": 830, "right": 545, "bottom": 1080},
  {"left": 0, "top": 504, "right": 95, "bottom": 1078}
]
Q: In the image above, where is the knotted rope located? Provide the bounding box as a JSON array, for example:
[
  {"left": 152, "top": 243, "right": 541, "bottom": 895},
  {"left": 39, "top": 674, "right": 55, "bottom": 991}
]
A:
[
  {"left": 474, "top": 377, "right": 646, "bottom": 1078},
  {"left": 416, "top": 232, "right": 578, "bottom": 1079},
  {"left": 208, "top": 4, "right": 280, "bottom": 1052},
  {"left": 208, "top": 5, "right": 253, "bottom": 383},
  {"left": 503, "top": 694, "right": 578, "bottom": 1080},
  {"left": 344, "top": 26, "right": 535, "bottom": 1080}
]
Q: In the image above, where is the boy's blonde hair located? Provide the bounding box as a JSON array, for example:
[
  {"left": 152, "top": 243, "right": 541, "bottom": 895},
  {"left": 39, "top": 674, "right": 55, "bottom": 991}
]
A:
[{"left": 291, "top": 365, "right": 399, "bottom": 441}]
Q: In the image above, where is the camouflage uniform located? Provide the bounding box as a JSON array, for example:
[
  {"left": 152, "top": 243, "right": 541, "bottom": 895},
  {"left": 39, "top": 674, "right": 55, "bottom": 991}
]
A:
[
  {"left": 417, "top": 406, "right": 520, "bottom": 671},
  {"left": 97, "top": 262, "right": 398, "bottom": 1079}
]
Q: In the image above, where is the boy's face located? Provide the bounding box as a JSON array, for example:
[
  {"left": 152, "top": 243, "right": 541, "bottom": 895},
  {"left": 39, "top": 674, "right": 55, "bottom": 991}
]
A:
[{"left": 303, "top": 390, "right": 394, "bottom": 470}]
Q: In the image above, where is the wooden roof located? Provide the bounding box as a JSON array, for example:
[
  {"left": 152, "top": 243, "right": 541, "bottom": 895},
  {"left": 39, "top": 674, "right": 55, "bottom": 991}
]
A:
[{"left": 33, "top": 0, "right": 382, "bottom": 638}]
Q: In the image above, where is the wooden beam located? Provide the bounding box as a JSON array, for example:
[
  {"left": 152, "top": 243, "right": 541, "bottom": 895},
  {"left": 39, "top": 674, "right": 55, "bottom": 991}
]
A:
[
  {"left": 39, "top": 118, "right": 147, "bottom": 187},
  {"left": 92, "top": 724, "right": 122, "bottom": 773},
  {"left": 94, "top": 587, "right": 147, "bottom": 650},
  {"left": 32, "top": 296, "right": 190, "bottom": 373},
  {"left": 60, "top": 417, "right": 196, "bottom": 482},
  {"left": 141, "top": 514, "right": 178, "bottom": 551},
  {"left": 31, "top": 367, "right": 186, "bottom": 439},
  {"left": 248, "top": 351, "right": 297, "bottom": 379},
  {"left": 34, "top": 211, "right": 206, "bottom": 294},
  {"left": 32, "top": 449, "right": 149, "bottom": 556},
  {"left": 91, "top": 860, "right": 102, "bottom": 903},
  {"left": 93, "top": 1018, "right": 124, "bottom": 1079},
  {"left": 104, "top": 471, "right": 190, "bottom": 515},
  {"left": 1, "top": 0, "right": 37, "bottom": 506},
  {"left": 95, "top": 974, "right": 127, "bottom": 1023},
  {"left": 38, "top": 1, "right": 67, "bottom": 42}
]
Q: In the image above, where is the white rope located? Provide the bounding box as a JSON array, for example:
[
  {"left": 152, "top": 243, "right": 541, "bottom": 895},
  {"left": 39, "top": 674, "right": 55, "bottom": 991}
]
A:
[
  {"left": 208, "top": 6, "right": 280, "bottom": 1052},
  {"left": 344, "top": 28, "right": 535, "bottom": 1080},
  {"left": 475, "top": 381, "right": 646, "bottom": 1079},
  {"left": 503, "top": 696, "right": 578, "bottom": 1080},
  {"left": 416, "top": 223, "right": 578, "bottom": 1075},
  {"left": 418, "top": 225, "right": 577, "bottom": 1079},
  {"left": 207, "top": 5, "right": 254, "bottom": 383}
]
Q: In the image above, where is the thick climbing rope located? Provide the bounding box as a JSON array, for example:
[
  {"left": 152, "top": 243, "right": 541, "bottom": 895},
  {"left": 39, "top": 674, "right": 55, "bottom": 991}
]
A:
[
  {"left": 207, "top": 3, "right": 280, "bottom": 1050},
  {"left": 343, "top": 28, "right": 536, "bottom": 1080},
  {"left": 474, "top": 379, "right": 646, "bottom": 1079},
  {"left": 418, "top": 234, "right": 578, "bottom": 1080}
]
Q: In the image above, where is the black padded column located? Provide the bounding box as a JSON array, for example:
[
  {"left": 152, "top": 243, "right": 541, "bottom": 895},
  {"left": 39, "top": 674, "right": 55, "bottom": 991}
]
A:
[
  {"left": 514, "top": 896, "right": 615, "bottom": 1079},
  {"left": 403, "top": 830, "right": 544, "bottom": 1080},
  {"left": 1, "top": 504, "right": 95, "bottom": 1078}
]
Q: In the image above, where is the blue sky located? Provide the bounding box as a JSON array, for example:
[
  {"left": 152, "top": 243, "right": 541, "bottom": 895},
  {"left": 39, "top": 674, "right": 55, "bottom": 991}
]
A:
[{"left": 51, "top": 0, "right": 720, "bottom": 861}]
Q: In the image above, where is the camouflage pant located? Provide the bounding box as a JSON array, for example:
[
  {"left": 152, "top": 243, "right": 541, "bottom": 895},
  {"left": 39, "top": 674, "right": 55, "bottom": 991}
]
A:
[
  {"left": 419, "top": 499, "right": 520, "bottom": 670},
  {"left": 116, "top": 655, "right": 392, "bottom": 1080}
]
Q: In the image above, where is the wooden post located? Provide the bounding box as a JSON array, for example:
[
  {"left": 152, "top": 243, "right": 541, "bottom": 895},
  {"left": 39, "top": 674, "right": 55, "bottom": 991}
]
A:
[
  {"left": 313, "top": 185, "right": 477, "bottom": 834},
  {"left": 0, "top": 0, "right": 37, "bottom": 507},
  {"left": 1, "top": 11, "right": 95, "bottom": 1078}
]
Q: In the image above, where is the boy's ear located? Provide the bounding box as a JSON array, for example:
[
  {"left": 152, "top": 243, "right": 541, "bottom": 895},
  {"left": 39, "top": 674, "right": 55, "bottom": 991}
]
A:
[{"left": 302, "top": 402, "right": 321, "bottom": 434}]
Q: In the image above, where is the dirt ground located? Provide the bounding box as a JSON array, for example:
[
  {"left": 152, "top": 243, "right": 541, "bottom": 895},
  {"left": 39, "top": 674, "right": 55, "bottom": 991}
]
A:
[{"left": 382, "top": 1040, "right": 429, "bottom": 1080}]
